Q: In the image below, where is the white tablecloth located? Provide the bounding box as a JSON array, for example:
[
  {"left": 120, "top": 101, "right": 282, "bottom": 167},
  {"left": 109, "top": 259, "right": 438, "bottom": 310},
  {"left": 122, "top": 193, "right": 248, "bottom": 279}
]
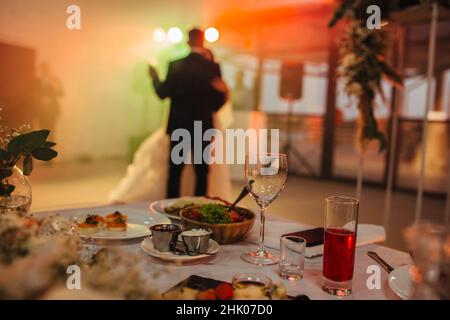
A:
[{"left": 36, "top": 202, "right": 412, "bottom": 300}]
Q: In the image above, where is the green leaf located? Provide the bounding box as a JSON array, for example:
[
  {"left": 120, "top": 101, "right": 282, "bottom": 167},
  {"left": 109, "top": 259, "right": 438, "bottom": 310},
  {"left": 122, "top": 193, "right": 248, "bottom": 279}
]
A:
[
  {"left": 0, "top": 168, "right": 13, "bottom": 180},
  {"left": 7, "top": 130, "right": 50, "bottom": 154},
  {"left": 31, "top": 148, "right": 58, "bottom": 161},
  {"left": 0, "top": 183, "right": 15, "bottom": 197},
  {"left": 0, "top": 149, "right": 10, "bottom": 161},
  {"left": 43, "top": 141, "right": 57, "bottom": 148},
  {"left": 26, "top": 130, "right": 50, "bottom": 142},
  {"left": 23, "top": 154, "right": 33, "bottom": 176},
  {"left": 5, "top": 184, "right": 15, "bottom": 196}
]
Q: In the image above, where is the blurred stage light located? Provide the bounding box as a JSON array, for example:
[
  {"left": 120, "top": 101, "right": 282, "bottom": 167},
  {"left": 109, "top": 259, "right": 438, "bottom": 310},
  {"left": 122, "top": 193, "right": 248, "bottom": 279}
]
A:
[
  {"left": 205, "top": 27, "right": 219, "bottom": 43},
  {"left": 167, "top": 27, "right": 183, "bottom": 43},
  {"left": 153, "top": 28, "right": 166, "bottom": 43}
]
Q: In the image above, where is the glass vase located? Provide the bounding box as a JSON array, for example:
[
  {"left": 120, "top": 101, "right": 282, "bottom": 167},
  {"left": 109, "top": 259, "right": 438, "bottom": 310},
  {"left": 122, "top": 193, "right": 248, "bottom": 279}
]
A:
[{"left": 0, "top": 166, "right": 32, "bottom": 216}]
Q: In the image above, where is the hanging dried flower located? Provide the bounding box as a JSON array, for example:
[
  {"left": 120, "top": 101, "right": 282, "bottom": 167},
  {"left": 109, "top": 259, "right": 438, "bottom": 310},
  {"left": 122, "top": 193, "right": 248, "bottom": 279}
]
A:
[{"left": 329, "top": 0, "right": 407, "bottom": 153}]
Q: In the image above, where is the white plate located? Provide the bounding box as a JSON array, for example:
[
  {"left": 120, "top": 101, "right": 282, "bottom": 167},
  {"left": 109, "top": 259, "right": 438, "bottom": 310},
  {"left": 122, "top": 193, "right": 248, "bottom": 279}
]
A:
[
  {"left": 388, "top": 265, "right": 413, "bottom": 300},
  {"left": 149, "top": 198, "right": 181, "bottom": 220},
  {"left": 36, "top": 208, "right": 171, "bottom": 241},
  {"left": 141, "top": 237, "right": 219, "bottom": 262},
  {"left": 78, "top": 223, "right": 151, "bottom": 241}
]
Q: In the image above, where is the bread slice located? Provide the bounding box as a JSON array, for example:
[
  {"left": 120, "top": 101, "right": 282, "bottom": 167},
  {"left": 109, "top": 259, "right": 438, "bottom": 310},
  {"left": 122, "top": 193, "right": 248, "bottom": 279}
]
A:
[
  {"left": 106, "top": 221, "right": 127, "bottom": 232},
  {"left": 77, "top": 223, "right": 98, "bottom": 234},
  {"left": 77, "top": 214, "right": 105, "bottom": 234},
  {"left": 105, "top": 211, "right": 128, "bottom": 231}
]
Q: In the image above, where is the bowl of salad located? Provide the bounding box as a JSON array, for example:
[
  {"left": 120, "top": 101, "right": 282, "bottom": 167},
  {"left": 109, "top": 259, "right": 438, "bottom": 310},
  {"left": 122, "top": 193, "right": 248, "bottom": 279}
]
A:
[{"left": 180, "top": 204, "right": 256, "bottom": 244}]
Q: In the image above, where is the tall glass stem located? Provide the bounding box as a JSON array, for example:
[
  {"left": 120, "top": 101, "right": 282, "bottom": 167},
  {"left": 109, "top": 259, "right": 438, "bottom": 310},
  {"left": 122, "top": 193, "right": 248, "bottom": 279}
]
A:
[{"left": 257, "top": 205, "right": 266, "bottom": 256}]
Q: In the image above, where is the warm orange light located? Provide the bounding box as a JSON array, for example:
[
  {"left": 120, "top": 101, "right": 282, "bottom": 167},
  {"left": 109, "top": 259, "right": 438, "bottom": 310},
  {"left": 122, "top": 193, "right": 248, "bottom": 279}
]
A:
[
  {"left": 153, "top": 28, "right": 166, "bottom": 43},
  {"left": 205, "top": 27, "right": 219, "bottom": 43},
  {"left": 167, "top": 27, "right": 183, "bottom": 43}
]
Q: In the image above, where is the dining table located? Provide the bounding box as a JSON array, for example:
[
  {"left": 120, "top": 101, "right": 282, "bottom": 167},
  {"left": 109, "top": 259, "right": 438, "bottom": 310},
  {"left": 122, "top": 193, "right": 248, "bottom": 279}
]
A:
[{"left": 35, "top": 201, "right": 412, "bottom": 300}]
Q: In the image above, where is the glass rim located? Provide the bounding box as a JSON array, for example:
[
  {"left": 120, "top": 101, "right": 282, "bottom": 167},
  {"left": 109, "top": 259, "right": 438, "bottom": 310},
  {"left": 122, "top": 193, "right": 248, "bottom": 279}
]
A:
[
  {"left": 281, "top": 235, "right": 306, "bottom": 244},
  {"left": 231, "top": 273, "right": 273, "bottom": 287},
  {"left": 325, "top": 196, "right": 359, "bottom": 205}
]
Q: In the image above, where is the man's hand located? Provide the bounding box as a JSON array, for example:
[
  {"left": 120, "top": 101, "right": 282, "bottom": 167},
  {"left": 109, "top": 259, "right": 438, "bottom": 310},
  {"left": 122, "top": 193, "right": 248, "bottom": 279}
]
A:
[{"left": 148, "top": 65, "right": 159, "bottom": 80}]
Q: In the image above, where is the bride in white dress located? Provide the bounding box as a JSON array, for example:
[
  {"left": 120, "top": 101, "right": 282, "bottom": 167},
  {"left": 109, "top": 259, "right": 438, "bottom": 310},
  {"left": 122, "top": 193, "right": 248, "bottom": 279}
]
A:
[{"left": 108, "top": 100, "right": 234, "bottom": 204}]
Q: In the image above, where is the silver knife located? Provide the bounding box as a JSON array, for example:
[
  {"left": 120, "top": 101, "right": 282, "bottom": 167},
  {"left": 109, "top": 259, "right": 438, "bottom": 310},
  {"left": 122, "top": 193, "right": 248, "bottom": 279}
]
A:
[{"left": 367, "top": 251, "right": 394, "bottom": 273}]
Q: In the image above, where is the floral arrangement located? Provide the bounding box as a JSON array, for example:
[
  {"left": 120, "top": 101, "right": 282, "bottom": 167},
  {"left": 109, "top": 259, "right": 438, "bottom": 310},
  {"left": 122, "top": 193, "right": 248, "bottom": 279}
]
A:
[
  {"left": 329, "top": 0, "right": 450, "bottom": 152},
  {"left": 0, "top": 118, "right": 57, "bottom": 197},
  {"left": 329, "top": 0, "right": 403, "bottom": 152}
]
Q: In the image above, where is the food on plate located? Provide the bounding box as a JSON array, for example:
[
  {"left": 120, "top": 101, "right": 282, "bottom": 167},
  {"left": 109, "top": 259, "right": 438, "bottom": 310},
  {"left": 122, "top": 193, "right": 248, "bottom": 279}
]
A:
[
  {"left": 76, "top": 211, "right": 128, "bottom": 234},
  {"left": 183, "top": 204, "right": 247, "bottom": 224},
  {"left": 180, "top": 204, "right": 255, "bottom": 244},
  {"left": 232, "top": 280, "right": 287, "bottom": 300},
  {"left": 163, "top": 275, "right": 287, "bottom": 300},
  {"left": 196, "top": 289, "right": 217, "bottom": 300},
  {"left": 196, "top": 283, "right": 234, "bottom": 300},
  {"left": 105, "top": 211, "right": 128, "bottom": 231},
  {"left": 163, "top": 287, "right": 199, "bottom": 300},
  {"left": 163, "top": 196, "right": 228, "bottom": 217},
  {"left": 233, "top": 285, "right": 269, "bottom": 300},
  {"left": 214, "top": 282, "right": 234, "bottom": 300},
  {"left": 77, "top": 215, "right": 105, "bottom": 234},
  {"left": 166, "top": 282, "right": 234, "bottom": 300}
]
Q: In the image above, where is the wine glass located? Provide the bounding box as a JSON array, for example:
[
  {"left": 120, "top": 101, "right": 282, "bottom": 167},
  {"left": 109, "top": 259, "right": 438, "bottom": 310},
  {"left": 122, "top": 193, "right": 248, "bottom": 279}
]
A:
[{"left": 241, "top": 153, "right": 288, "bottom": 265}]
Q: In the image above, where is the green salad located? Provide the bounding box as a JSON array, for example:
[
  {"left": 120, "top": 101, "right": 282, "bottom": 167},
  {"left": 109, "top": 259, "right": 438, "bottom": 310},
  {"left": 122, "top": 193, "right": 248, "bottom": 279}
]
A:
[{"left": 199, "top": 204, "right": 232, "bottom": 224}]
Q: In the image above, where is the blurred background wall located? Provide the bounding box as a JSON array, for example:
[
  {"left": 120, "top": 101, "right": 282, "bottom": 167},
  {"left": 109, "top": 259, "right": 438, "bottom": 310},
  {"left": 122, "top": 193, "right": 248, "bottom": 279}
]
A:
[{"left": 0, "top": 0, "right": 206, "bottom": 161}]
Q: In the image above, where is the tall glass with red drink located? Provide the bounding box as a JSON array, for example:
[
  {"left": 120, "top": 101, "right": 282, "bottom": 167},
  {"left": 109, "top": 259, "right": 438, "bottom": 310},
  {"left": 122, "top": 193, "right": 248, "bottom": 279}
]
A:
[{"left": 322, "top": 196, "right": 359, "bottom": 296}]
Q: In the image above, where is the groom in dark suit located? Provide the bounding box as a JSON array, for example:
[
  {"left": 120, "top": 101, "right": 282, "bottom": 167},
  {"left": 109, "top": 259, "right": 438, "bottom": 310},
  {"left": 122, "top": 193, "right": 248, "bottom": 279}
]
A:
[{"left": 149, "top": 28, "right": 227, "bottom": 198}]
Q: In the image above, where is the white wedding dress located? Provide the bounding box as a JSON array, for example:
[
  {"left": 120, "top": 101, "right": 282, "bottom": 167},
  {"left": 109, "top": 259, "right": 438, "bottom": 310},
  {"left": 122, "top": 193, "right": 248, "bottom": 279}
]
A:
[{"left": 108, "top": 102, "right": 234, "bottom": 203}]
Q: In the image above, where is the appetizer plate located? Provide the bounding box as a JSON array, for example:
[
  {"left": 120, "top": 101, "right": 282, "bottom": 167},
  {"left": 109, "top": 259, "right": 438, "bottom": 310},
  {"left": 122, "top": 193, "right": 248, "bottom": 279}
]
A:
[
  {"left": 388, "top": 265, "right": 413, "bottom": 300},
  {"left": 79, "top": 223, "right": 150, "bottom": 241},
  {"left": 140, "top": 237, "right": 219, "bottom": 262},
  {"left": 36, "top": 208, "right": 170, "bottom": 241}
]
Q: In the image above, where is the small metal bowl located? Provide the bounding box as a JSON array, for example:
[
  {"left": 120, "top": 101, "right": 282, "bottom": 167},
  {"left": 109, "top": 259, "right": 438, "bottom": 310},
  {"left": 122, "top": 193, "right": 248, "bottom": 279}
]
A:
[
  {"left": 150, "top": 224, "right": 182, "bottom": 252},
  {"left": 180, "top": 229, "right": 212, "bottom": 255}
]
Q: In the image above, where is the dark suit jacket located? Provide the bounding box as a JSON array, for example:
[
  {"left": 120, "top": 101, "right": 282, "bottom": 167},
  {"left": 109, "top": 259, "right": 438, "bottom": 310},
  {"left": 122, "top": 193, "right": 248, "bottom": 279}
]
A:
[{"left": 152, "top": 53, "right": 226, "bottom": 134}]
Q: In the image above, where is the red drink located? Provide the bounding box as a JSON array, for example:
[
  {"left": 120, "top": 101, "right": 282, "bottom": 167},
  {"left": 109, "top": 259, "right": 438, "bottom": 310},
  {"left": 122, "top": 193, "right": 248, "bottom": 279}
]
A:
[
  {"left": 323, "top": 228, "right": 356, "bottom": 282},
  {"left": 322, "top": 196, "right": 359, "bottom": 296}
]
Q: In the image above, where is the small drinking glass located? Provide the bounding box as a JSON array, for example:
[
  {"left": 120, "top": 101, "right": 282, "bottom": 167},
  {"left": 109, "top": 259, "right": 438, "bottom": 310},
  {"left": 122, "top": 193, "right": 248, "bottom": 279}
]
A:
[
  {"left": 322, "top": 196, "right": 359, "bottom": 296},
  {"left": 279, "top": 236, "right": 305, "bottom": 280},
  {"left": 232, "top": 273, "right": 273, "bottom": 295}
]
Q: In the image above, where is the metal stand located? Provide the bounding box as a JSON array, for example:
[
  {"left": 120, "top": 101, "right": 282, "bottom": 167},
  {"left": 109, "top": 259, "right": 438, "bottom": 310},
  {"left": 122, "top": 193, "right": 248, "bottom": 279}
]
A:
[
  {"left": 281, "top": 98, "right": 317, "bottom": 177},
  {"left": 415, "top": 2, "right": 438, "bottom": 221}
]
